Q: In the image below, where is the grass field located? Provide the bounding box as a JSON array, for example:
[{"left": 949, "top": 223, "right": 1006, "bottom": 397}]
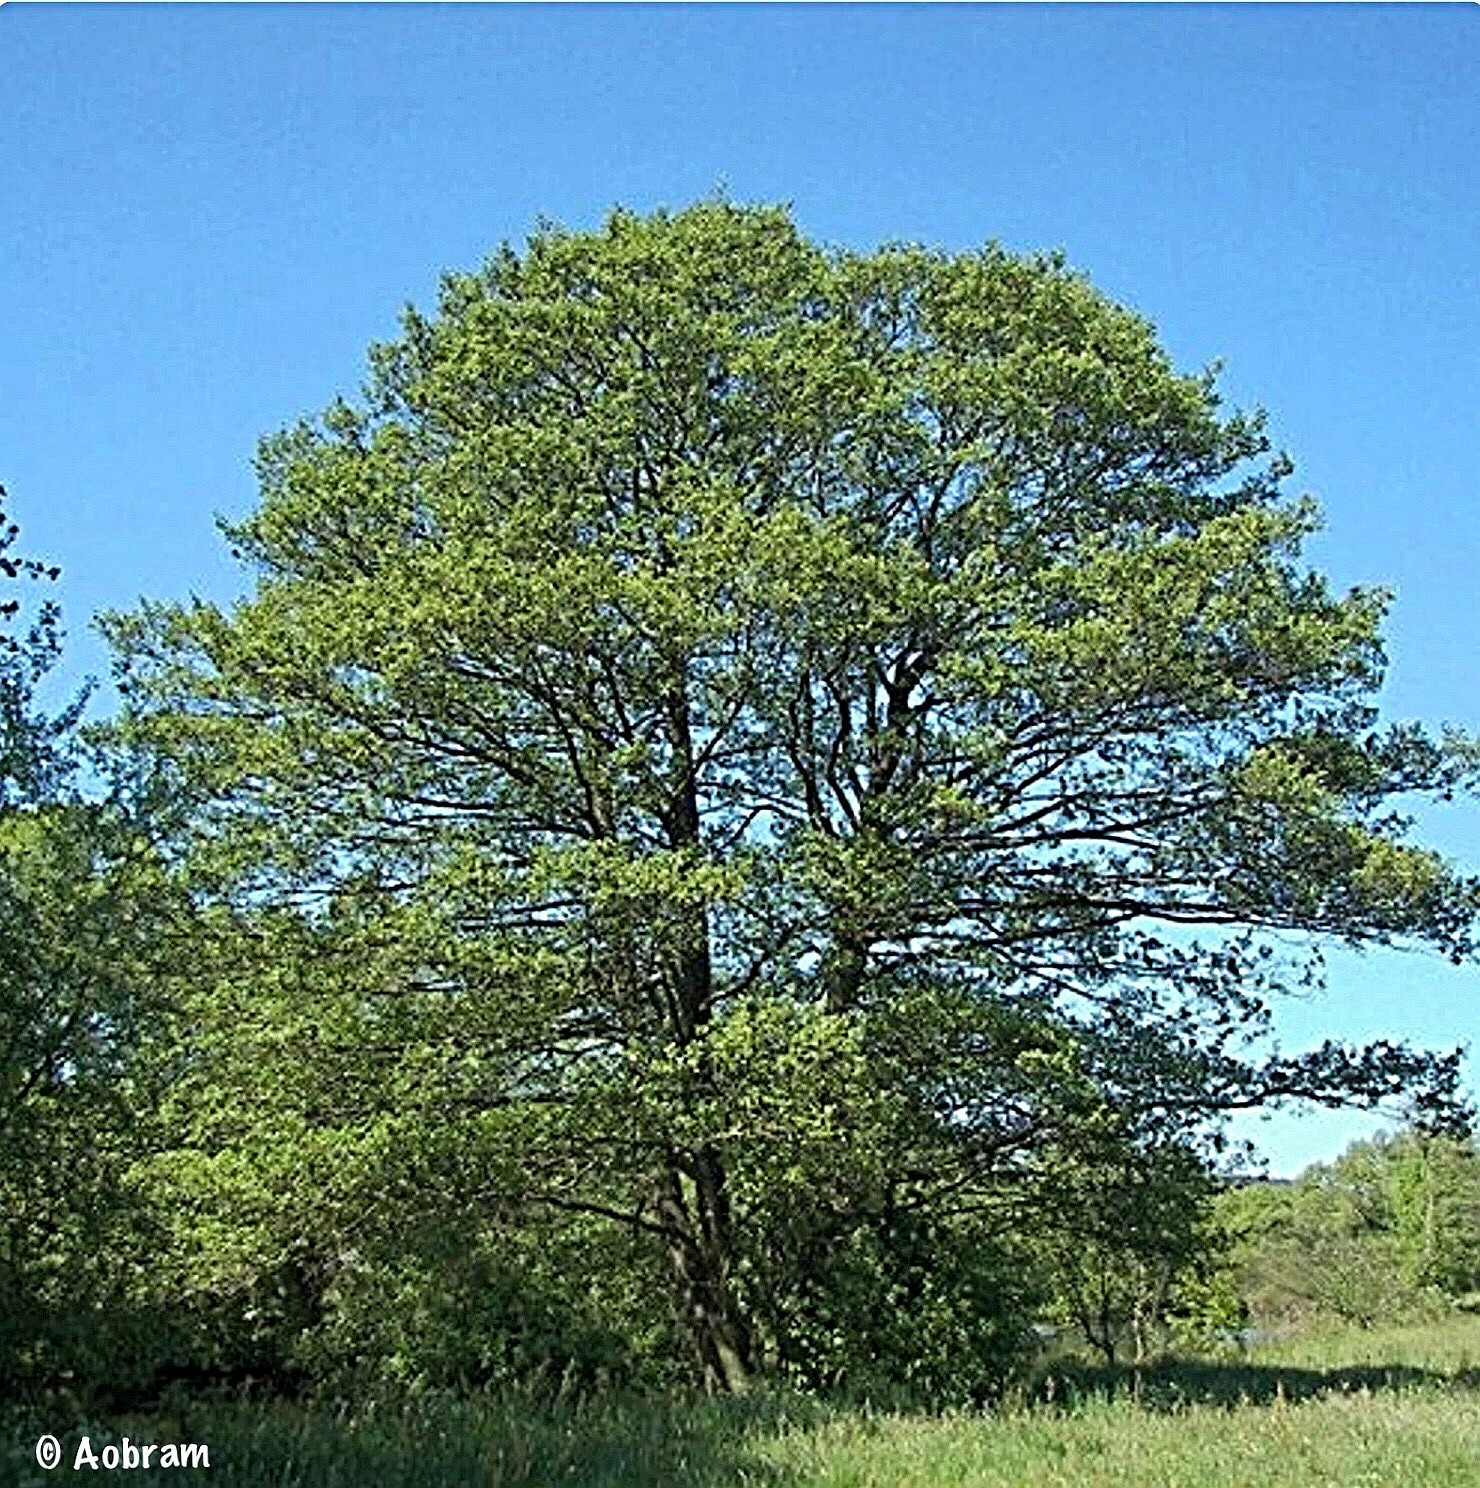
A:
[{"left": 5, "top": 1318, "right": 1479, "bottom": 1487}]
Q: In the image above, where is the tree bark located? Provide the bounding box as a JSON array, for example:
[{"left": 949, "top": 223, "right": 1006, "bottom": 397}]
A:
[{"left": 656, "top": 1155, "right": 753, "bottom": 1393}]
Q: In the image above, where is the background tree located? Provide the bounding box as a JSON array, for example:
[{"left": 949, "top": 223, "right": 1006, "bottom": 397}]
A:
[
  {"left": 107, "top": 203, "right": 1477, "bottom": 1394},
  {"left": 1384, "top": 1129, "right": 1480, "bottom": 1296},
  {"left": 0, "top": 490, "right": 186, "bottom": 1399}
]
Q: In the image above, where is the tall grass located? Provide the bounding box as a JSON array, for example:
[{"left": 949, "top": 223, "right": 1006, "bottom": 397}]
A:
[{"left": 5, "top": 1318, "right": 1478, "bottom": 1487}]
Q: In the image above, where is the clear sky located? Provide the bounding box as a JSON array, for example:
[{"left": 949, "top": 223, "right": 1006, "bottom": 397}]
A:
[{"left": 3, "top": 4, "right": 1476, "bottom": 1174}]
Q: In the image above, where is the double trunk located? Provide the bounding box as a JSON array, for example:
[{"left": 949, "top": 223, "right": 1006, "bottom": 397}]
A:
[{"left": 656, "top": 1146, "right": 753, "bottom": 1393}]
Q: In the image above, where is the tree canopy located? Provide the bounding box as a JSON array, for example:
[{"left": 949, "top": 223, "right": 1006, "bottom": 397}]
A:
[{"left": 107, "top": 203, "right": 1477, "bottom": 1394}]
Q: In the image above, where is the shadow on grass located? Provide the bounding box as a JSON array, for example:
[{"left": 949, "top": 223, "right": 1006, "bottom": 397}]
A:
[
  {"left": 3, "top": 1394, "right": 821, "bottom": 1488},
  {"left": 433, "top": 1395, "right": 815, "bottom": 1488},
  {"left": 1033, "top": 1357, "right": 1480, "bottom": 1412}
]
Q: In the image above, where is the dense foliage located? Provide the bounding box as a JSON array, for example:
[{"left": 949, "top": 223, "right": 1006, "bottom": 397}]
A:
[
  {"left": 0, "top": 501, "right": 188, "bottom": 1399},
  {"left": 4, "top": 204, "right": 1478, "bottom": 1405}
]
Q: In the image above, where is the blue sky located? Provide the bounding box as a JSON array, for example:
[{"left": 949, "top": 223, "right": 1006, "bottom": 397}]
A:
[{"left": 3, "top": 4, "right": 1476, "bottom": 1173}]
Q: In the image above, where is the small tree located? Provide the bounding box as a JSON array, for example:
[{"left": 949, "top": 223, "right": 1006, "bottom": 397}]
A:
[{"left": 1039, "top": 1137, "right": 1216, "bottom": 1364}]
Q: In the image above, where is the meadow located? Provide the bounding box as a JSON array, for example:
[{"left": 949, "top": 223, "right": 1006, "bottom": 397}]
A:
[{"left": 6, "top": 1317, "right": 1478, "bottom": 1488}]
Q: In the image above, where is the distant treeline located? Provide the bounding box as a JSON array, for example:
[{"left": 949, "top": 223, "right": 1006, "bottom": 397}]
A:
[{"left": 1212, "top": 1132, "right": 1480, "bottom": 1329}]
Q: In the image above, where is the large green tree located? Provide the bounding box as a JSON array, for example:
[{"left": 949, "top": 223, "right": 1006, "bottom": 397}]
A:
[{"left": 109, "top": 204, "right": 1476, "bottom": 1392}]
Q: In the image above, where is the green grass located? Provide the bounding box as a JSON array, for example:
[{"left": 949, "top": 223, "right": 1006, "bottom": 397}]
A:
[
  {"left": 1248, "top": 1313, "right": 1480, "bottom": 1373},
  {"left": 5, "top": 1318, "right": 1479, "bottom": 1487}
]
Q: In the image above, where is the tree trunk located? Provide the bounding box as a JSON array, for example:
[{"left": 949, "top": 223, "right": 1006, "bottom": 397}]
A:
[
  {"left": 656, "top": 1155, "right": 753, "bottom": 1393},
  {"left": 824, "top": 932, "right": 867, "bottom": 1014},
  {"left": 653, "top": 658, "right": 754, "bottom": 1391}
]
